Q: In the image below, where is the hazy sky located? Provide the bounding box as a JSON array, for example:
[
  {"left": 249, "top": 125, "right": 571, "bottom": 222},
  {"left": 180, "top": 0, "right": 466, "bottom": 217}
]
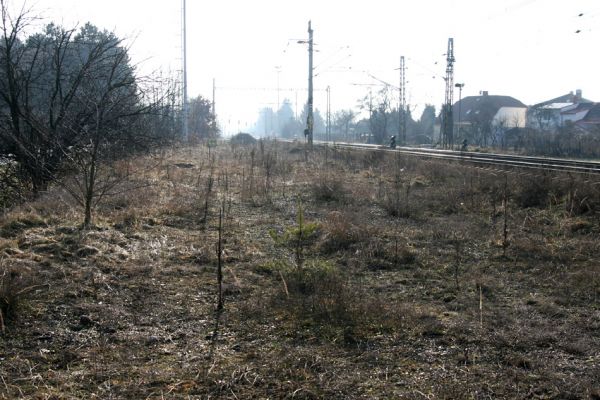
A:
[{"left": 27, "top": 0, "right": 600, "bottom": 134}]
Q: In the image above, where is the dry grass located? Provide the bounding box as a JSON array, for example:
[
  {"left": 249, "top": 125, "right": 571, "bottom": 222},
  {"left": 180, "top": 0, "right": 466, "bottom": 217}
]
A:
[
  {"left": 0, "top": 140, "right": 598, "bottom": 399},
  {"left": 318, "top": 211, "right": 365, "bottom": 253}
]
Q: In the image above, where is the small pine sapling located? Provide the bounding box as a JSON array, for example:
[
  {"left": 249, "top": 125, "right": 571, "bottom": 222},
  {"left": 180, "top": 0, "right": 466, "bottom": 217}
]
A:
[{"left": 269, "top": 199, "right": 320, "bottom": 270}]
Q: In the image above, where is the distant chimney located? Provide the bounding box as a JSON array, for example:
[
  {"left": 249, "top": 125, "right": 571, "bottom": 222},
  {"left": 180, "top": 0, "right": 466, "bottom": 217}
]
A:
[
  {"left": 481, "top": 91, "right": 489, "bottom": 97},
  {"left": 575, "top": 89, "right": 582, "bottom": 102}
]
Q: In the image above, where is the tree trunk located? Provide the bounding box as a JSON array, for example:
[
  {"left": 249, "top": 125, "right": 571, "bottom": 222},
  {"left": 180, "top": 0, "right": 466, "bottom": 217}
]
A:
[
  {"left": 83, "top": 145, "right": 98, "bottom": 228},
  {"left": 83, "top": 172, "right": 94, "bottom": 229}
]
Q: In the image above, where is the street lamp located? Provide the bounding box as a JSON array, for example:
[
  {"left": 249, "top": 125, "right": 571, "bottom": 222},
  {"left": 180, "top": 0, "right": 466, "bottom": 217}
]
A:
[{"left": 455, "top": 83, "right": 465, "bottom": 146}]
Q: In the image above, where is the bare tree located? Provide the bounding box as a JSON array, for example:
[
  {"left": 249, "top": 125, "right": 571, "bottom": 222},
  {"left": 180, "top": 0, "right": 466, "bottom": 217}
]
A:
[
  {"left": 0, "top": 14, "right": 136, "bottom": 194},
  {"left": 359, "top": 86, "right": 392, "bottom": 144},
  {"left": 0, "top": 3, "right": 178, "bottom": 226},
  {"left": 187, "top": 95, "right": 218, "bottom": 142},
  {"left": 54, "top": 27, "right": 174, "bottom": 227},
  {"left": 333, "top": 109, "right": 355, "bottom": 142}
]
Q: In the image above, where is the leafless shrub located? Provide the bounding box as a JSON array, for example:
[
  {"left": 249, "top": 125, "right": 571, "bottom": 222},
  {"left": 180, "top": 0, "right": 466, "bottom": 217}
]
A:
[
  {"left": 562, "top": 177, "right": 600, "bottom": 215},
  {"left": 380, "top": 174, "right": 412, "bottom": 218},
  {"left": 362, "top": 236, "right": 416, "bottom": 270},
  {"left": 421, "top": 160, "right": 451, "bottom": 184},
  {"left": 513, "top": 174, "right": 550, "bottom": 208},
  {"left": 361, "top": 149, "right": 386, "bottom": 169},
  {"left": 311, "top": 172, "right": 348, "bottom": 203},
  {"left": 240, "top": 147, "right": 259, "bottom": 203},
  {"left": 113, "top": 209, "right": 141, "bottom": 230},
  {"left": 381, "top": 191, "right": 411, "bottom": 218},
  {"left": 418, "top": 313, "right": 446, "bottom": 338},
  {"left": 0, "top": 259, "right": 36, "bottom": 330},
  {"left": 0, "top": 158, "right": 26, "bottom": 209},
  {"left": 0, "top": 212, "right": 48, "bottom": 238},
  {"left": 335, "top": 148, "right": 380, "bottom": 172},
  {"left": 503, "top": 354, "right": 533, "bottom": 370},
  {"left": 162, "top": 185, "right": 199, "bottom": 218},
  {"left": 562, "top": 337, "right": 594, "bottom": 356},
  {"left": 502, "top": 175, "right": 510, "bottom": 257},
  {"left": 273, "top": 259, "right": 407, "bottom": 344},
  {"left": 319, "top": 211, "right": 364, "bottom": 253},
  {"left": 202, "top": 160, "right": 216, "bottom": 224},
  {"left": 559, "top": 267, "right": 600, "bottom": 304}
]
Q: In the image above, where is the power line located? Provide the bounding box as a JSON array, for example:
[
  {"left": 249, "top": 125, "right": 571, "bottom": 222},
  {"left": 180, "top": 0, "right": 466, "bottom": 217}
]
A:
[
  {"left": 364, "top": 71, "right": 399, "bottom": 90},
  {"left": 314, "top": 45, "right": 351, "bottom": 71},
  {"left": 215, "top": 86, "right": 327, "bottom": 92}
]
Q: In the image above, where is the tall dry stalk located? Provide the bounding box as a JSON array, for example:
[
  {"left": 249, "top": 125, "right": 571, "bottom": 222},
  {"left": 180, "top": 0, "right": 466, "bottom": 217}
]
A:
[
  {"left": 453, "top": 236, "right": 462, "bottom": 292},
  {"left": 479, "top": 284, "right": 483, "bottom": 329},
  {"left": 502, "top": 174, "right": 509, "bottom": 258},
  {"left": 202, "top": 158, "right": 215, "bottom": 226},
  {"left": 217, "top": 206, "right": 224, "bottom": 310}
]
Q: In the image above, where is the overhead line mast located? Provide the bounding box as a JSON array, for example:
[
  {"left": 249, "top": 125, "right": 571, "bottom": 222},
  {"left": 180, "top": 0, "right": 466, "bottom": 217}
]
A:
[
  {"left": 212, "top": 78, "right": 217, "bottom": 133},
  {"left": 307, "top": 20, "right": 314, "bottom": 146},
  {"left": 399, "top": 56, "right": 406, "bottom": 145},
  {"left": 182, "top": 0, "right": 189, "bottom": 141},
  {"left": 441, "top": 38, "right": 455, "bottom": 149}
]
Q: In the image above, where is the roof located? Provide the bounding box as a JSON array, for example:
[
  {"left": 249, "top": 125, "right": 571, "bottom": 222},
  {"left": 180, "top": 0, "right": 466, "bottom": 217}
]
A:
[
  {"left": 532, "top": 92, "right": 593, "bottom": 108},
  {"left": 562, "top": 102, "right": 595, "bottom": 115},
  {"left": 453, "top": 94, "right": 526, "bottom": 123},
  {"left": 540, "top": 102, "right": 574, "bottom": 110},
  {"left": 580, "top": 103, "right": 600, "bottom": 123},
  {"left": 573, "top": 104, "right": 600, "bottom": 131}
]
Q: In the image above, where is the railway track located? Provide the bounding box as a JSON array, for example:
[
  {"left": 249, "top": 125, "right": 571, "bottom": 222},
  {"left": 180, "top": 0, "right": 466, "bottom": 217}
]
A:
[{"left": 313, "top": 141, "right": 600, "bottom": 176}]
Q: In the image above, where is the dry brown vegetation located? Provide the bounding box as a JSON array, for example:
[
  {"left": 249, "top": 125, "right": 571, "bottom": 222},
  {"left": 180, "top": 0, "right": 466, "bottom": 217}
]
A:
[{"left": 1, "top": 140, "right": 599, "bottom": 399}]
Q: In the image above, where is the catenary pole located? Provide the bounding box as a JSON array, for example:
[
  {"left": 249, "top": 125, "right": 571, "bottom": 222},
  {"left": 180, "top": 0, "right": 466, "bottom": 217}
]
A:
[
  {"left": 307, "top": 20, "right": 314, "bottom": 146},
  {"left": 182, "top": 0, "right": 189, "bottom": 141}
]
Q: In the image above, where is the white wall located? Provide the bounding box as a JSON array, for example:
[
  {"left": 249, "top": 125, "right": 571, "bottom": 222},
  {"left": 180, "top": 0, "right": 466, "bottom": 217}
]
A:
[{"left": 493, "top": 107, "right": 527, "bottom": 128}]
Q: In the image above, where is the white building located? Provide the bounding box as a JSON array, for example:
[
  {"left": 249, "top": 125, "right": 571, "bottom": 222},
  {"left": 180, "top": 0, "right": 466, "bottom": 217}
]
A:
[{"left": 528, "top": 90, "right": 593, "bottom": 130}]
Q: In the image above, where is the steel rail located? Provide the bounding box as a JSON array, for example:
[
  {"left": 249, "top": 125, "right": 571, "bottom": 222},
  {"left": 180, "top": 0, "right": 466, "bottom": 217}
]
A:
[{"left": 312, "top": 141, "right": 600, "bottom": 175}]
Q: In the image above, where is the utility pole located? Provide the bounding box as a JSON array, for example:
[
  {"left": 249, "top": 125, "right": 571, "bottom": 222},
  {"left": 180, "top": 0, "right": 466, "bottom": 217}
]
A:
[
  {"left": 399, "top": 56, "right": 406, "bottom": 145},
  {"left": 441, "top": 38, "right": 455, "bottom": 149},
  {"left": 212, "top": 78, "right": 216, "bottom": 115},
  {"left": 182, "top": 0, "right": 189, "bottom": 142},
  {"left": 455, "top": 83, "right": 465, "bottom": 145},
  {"left": 212, "top": 78, "right": 216, "bottom": 134},
  {"left": 276, "top": 66, "right": 281, "bottom": 136},
  {"left": 264, "top": 108, "right": 268, "bottom": 137},
  {"left": 307, "top": 20, "right": 314, "bottom": 146},
  {"left": 368, "top": 89, "right": 373, "bottom": 144},
  {"left": 326, "top": 85, "right": 331, "bottom": 141}
]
